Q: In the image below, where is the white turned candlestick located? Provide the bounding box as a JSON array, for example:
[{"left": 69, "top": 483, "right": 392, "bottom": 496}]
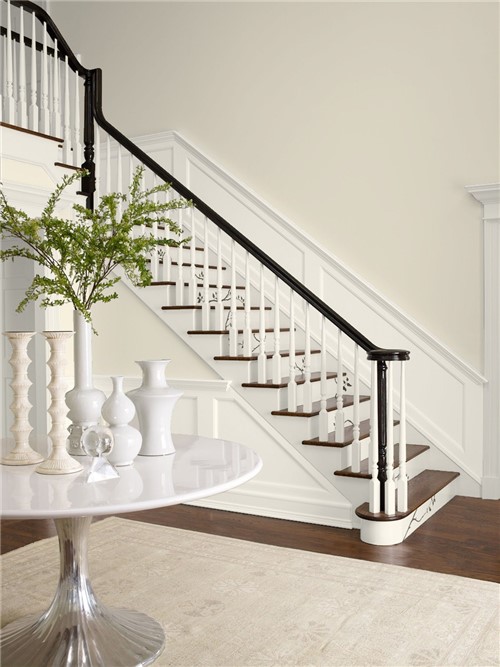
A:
[
  {"left": 36, "top": 332, "right": 83, "bottom": 475},
  {"left": 2, "top": 331, "right": 44, "bottom": 466}
]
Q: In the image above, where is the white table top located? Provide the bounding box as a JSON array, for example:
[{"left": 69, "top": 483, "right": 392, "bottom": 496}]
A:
[{"left": 0, "top": 434, "right": 262, "bottom": 520}]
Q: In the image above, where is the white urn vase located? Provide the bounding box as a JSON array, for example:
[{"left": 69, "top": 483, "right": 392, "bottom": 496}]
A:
[
  {"left": 126, "top": 360, "right": 182, "bottom": 456},
  {"left": 101, "top": 376, "right": 142, "bottom": 466},
  {"left": 65, "top": 311, "right": 106, "bottom": 456}
]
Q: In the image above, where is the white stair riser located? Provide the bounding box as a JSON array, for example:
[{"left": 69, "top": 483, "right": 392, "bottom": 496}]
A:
[{"left": 241, "top": 377, "right": 341, "bottom": 411}]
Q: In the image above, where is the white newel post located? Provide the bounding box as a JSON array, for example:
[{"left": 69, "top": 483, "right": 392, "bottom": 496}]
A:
[{"left": 466, "top": 183, "right": 500, "bottom": 500}]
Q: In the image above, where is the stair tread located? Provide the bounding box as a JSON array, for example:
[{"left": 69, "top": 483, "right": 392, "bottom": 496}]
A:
[
  {"left": 188, "top": 327, "right": 290, "bottom": 335},
  {"left": 355, "top": 469, "right": 460, "bottom": 521},
  {"left": 162, "top": 305, "right": 271, "bottom": 311},
  {"left": 303, "top": 419, "right": 399, "bottom": 447},
  {"left": 242, "top": 371, "right": 338, "bottom": 388},
  {"left": 215, "top": 349, "right": 321, "bottom": 361},
  {"left": 150, "top": 281, "right": 245, "bottom": 289},
  {"left": 272, "top": 394, "right": 370, "bottom": 418},
  {"left": 334, "top": 443, "right": 430, "bottom": 479},
  {"left": 171, "top": 261, "right": 226, "bottom": 270},
  {"left": 54, "top": 161, "right": 81, "bottom": 172},
  {"left": 0, "top": 120, "right": 64, "bottom": 143}
]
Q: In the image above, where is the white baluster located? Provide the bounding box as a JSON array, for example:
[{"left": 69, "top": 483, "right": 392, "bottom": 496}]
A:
[
  {"left": 351, "top": 344, "right": 361, "bottom": 472},
  {"left": 243, "top": 252, "right": 252, "bottom": 356},
  {"left": 52, "top": 38, "right": 61, "bottom": 137},
  {"left": 397, "top": 361, "right": 408, "bottom": 512},
  {"left": 303, "top": 302, "right": 312, "bottom": 413},
  {"left": 215, "top": 227, "right": 223, "bottom": 329},
  {"left": 94, "top": 123, "right": 101, "bottom": 204},
  {"left": 229, "top": 239, "right": 238, "bottom": 356},
  {"left": 149, "top": 176, "right": 159, "bottom": 283},
  {"left": 287, "top": 289, "right": 297, "bottom": 411},
  {"left": 73, "top": 67, "right": 81, "bottom": 164},
  {"left": 62, "top": 56, "right": 72, "bottom": 162},
  {"left": 176, "top": 206, "right": 184, "bottom": 306},
  {"left": 369, "top": 360, "right": 380, "bottom": 513},
  {"left": 272, "top": 275, "right": 281, "bottom": 383},
  {"left": 257, "top": 264, "right": 267, "bottom": 383},
  {"left": 40, "top": 23, "right": 49, "bottom": 133},
  {"left": 188, "top": 209, "right": 197, "bottom": 304},
  {"left": 17, "top": 9, "right": 28, "bottom": 127},
  {"left": 117, "top": 144, "right": 123, "bottom": 216},
  {"left": 201, "top": 217, "right": 210, "bottom": 329},
  {"left": 104, "top": 134, "right": 110, "bottom": 195},
  {"left": 28, "top": 11, "right": 38, "bottom": 131},
  {"left": 385, "top": 362, "right": 396, "bottom": 514},
  {"left": 319, "top": 317, "right": 329, "bottom": 440},
  {"left": 164, "top": 188, "right": 172, "bottom": 283},
  {"left": 335, "top": 330, "right": 345, "bottom": 441},
  {"left": 5, "top": 0, "right": 15, "bottom": 123}
]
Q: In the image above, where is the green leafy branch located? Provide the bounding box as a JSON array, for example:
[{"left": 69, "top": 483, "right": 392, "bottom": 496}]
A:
[{"left": 0, "top": 166, "right": 192, "bottom": 325}]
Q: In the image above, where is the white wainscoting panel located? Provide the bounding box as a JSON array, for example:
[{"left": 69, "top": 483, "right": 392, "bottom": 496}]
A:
[{"left": 94, "top": 375, "right": 353, "bottom": 528}]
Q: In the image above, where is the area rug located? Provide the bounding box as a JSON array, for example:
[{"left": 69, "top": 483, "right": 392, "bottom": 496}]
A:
[{"left": 1, "top": 518, "right": 498, "bottom": 666}]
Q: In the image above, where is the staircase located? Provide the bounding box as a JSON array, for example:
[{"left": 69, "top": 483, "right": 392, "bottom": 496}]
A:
[{"left": 1, "top": 0, "right": 464, "bottom": 545}]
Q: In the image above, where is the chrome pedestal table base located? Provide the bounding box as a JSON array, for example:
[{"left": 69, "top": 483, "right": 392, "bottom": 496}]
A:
[{"left": 0, "top": 516, "right": 165, "bottom": 667}]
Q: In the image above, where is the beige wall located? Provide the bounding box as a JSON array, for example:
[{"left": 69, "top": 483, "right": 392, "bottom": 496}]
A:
[{"left": 51, "top": 1, "right": 499, "bottom": 370}]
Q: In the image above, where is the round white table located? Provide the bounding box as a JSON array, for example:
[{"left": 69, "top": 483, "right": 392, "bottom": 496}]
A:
[{"left": 0, "top": 434, "right": 262, "bottom": 667}]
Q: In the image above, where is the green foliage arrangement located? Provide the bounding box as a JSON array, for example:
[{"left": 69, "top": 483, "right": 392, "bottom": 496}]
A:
[{"left": 0, "top": 166, "right": 192, "bottom": 324}]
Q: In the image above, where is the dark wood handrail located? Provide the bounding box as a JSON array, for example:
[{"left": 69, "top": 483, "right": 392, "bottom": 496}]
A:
[{"left": 2, "top": 0, "right": 410, "bottom": 362}]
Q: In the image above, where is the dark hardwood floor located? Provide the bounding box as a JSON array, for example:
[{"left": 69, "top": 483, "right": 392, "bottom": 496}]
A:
[{"left": 1, "top": 496, "right": 499, "bottom": 583}]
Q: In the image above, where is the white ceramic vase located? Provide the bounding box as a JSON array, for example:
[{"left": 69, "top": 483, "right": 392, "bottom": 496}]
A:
[
  {"left": 36, "top": 331, "right": 83, "bottom": 475},
  {"left": 1, "top": 331, "right": 44, "bottom": 466},
  {"left": 65, "top": 311, "right": 106, "bottom": 456},
  {"left": 101, "top": 376, "right": 142, "bottom": 466},
  {"left": 126, "top": 360, "right": 182, "bottom": 456}
]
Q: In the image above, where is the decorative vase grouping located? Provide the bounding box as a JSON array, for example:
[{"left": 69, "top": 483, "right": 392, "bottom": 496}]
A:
[{"left": 2, "top": 324, "right": 182, "bottom": 473}]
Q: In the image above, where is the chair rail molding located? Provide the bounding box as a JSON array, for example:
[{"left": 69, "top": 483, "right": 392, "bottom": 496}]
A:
[{"left": 466, "top": 183, "right": 500, "bottom": 499}]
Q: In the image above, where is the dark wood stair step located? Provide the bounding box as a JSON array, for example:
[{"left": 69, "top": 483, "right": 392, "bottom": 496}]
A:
[
  {"left": 334, "top": 443, "right": 430, "bottom": 479},
  {"left": 272, "top": 394, "right": 370, "bottom": 418},
  {"left": 150, "top": 281, "right": 245, "bottom": 289},
  {"left": 171, "top": 261, "right": 226, "bottom": 270},
  {"left": 355, "top": 469, "right": 460, "bottom": 521},
  {"left": 188, "top": 327, "right": 290, "bottom": 335},
  {"left": 1, "top": 120, "right": 63, "bottom": 144},
  {"left": 215, "top": 349, "right": 321, "bottom": 362},
  {"left": 162, "top": 305, "right": 271, "bottom": 311},
  {"left": 242, "top": 371, "right": 337, "bottom": 389},
  {"left": 302, "top": 418, "right": 399, "bottom": 448},
  {"left": 54, "top": 161, "right": 81, "bottom": 171}
]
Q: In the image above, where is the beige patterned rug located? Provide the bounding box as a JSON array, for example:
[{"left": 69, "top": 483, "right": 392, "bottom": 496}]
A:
[{"left": 1, "top": 517, "right": 498, "bottom": 666}]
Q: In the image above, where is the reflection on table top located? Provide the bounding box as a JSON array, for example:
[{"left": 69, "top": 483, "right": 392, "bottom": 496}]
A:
[{"left": 0, "top": 434, "right": 262, "bottom": 520}]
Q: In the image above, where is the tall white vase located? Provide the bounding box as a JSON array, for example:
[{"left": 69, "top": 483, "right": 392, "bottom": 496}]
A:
[
  {"left": 102, "top": 376, "right": 142, "bottom": 466},
  {"left": 65, "top": 311, "right": 106, "bottom": 456},
  {"left": 1, "top": 331, "right": 44, "bottom": 465},
  {"left": 126, "top": 360, "right": 182, "bottom": 456},
  {"left": 36, "top": 331, "right": 83, "bottom": 475}
]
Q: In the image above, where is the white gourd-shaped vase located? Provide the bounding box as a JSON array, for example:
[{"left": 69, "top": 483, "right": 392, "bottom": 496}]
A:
[
  {"left": 126, "top": 360, "right": 182, "bottom": 456},
  {"left": 65, "top": 311, "right": 106, "bottom": 456},
  {"left": 101, "top": 376, "right": 142, "bottom": 466},
  {"left": 2, "top": 331, "right": 44, "bottom": 465}
]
